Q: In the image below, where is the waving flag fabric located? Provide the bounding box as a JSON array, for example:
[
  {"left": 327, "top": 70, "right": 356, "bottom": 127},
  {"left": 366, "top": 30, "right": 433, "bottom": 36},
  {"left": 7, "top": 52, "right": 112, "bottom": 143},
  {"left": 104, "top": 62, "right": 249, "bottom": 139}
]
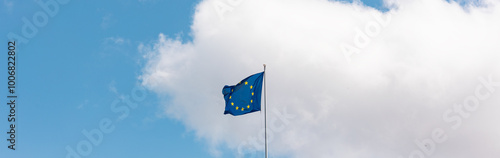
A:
[{"left": 222, "top": 72, "right": 264, "bottom": 116}]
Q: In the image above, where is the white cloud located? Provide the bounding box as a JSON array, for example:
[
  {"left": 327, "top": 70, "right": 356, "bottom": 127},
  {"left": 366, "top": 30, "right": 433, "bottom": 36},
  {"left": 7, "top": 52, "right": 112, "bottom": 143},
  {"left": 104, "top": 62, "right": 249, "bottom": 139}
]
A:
[
  {"left": 101, "top": 36, "right": 132, "bottom": 56},
  {"left": 104, "top": 36, "right": 129, "bottom": 45},
  {"left": 139, "top": 0, "right": 500, "bottom": 157}
]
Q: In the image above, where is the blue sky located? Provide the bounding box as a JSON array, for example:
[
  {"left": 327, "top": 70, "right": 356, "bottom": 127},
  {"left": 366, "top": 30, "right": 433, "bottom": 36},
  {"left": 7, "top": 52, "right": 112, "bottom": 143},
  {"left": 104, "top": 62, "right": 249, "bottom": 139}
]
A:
[
  {"left": 0, "top": 0, "right": 207, "bottom": 157},
  {"left": 2, "top": 0, "right": 492, "bottom": 158}
]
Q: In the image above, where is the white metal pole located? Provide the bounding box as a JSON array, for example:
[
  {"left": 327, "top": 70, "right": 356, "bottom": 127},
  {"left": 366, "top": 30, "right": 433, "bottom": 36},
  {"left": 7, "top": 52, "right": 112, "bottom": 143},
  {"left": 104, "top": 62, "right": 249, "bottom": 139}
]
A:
[{"left": 263, "top": 64, "right": 267, "bottom": 158}]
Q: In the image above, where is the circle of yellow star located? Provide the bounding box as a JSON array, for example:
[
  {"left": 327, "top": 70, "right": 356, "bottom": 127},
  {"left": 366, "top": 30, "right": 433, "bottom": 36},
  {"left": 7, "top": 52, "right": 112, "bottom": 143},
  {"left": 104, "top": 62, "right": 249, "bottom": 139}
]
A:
[
  {"left": 252, "top": 92, "right": 254, "bottom": 96},
  {"left": 245, "top": 81, "right": 248, "bottom": 85},
  {"left": 242, "top": 108, "right": 245, "bottom": 111},
  {"left": 247, "top": 105, "right": 250, "bottom": 108},
  {"left": 231, "top": 102, "right": 234, "bottom": 106},
  {"left": 250, "top": 100, "right": 253, "bottom": 103},
  {"left": 229, "top": 96, "right": 232, "bottom": 99},
  {"left": 236, "top": 106, "right": 239, "bottom": 110},
  {"left": 250, "top": 85, "right": 253, "bottom": 89}
]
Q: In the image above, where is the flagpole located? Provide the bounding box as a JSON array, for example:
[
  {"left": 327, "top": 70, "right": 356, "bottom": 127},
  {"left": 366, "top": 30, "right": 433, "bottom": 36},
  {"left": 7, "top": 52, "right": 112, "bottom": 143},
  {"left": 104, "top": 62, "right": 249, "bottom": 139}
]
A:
[{"left": 263, "top": 64, "right": 268, "bottom": 158}]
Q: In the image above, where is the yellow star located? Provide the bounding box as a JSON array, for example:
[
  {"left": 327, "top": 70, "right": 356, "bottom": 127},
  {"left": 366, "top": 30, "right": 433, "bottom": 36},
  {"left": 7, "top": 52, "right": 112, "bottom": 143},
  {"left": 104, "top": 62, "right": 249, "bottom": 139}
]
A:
[
  {"left": 251, "top": 100, "right": 253, "bottom": 103},
  {"left": 247, "top": 105, "right": 250, "bottom": 108},
  {"left": 231, "top": 89, "right": 233, "bottom": 92},
  {"left": 236, "top": 106, "right": 239, "bottom": 110},
  {"left": 250, "top": 85, "right": 253, "bottom": 89},
  {"left": 242, "top": 108, "right": 245, "bottom": 111},
  {"left": 231, "top": 102, "right": 234, "bottom": 106},
  {"left": 245, "top": 81, "right": 248, "bottom": 85},
  {"left": 229, "top": 96, "right": 232, "bottom": 99},
  {"left": 252, "top": 92, "right": 254, "bottom": 96}
]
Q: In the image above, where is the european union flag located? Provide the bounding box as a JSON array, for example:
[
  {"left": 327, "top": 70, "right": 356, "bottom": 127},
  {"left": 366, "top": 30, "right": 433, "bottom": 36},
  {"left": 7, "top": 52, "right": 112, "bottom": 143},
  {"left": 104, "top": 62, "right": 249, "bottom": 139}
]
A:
[{"left": 223, "top": 72, "right": 264, "bottom": 116}]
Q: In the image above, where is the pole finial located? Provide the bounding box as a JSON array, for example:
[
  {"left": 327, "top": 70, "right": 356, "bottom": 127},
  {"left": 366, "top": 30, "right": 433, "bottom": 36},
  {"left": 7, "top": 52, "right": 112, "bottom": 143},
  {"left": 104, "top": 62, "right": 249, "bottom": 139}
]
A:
[{"left": 263, "top": 64, "right": 266, "bottom": 71}]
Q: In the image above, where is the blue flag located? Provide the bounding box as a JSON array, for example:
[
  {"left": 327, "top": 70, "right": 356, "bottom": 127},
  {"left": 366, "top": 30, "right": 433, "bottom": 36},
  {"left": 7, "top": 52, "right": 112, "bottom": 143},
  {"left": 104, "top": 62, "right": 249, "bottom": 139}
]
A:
[{"left": 223, "top": 72, "right": 264, "bottom": 116}]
